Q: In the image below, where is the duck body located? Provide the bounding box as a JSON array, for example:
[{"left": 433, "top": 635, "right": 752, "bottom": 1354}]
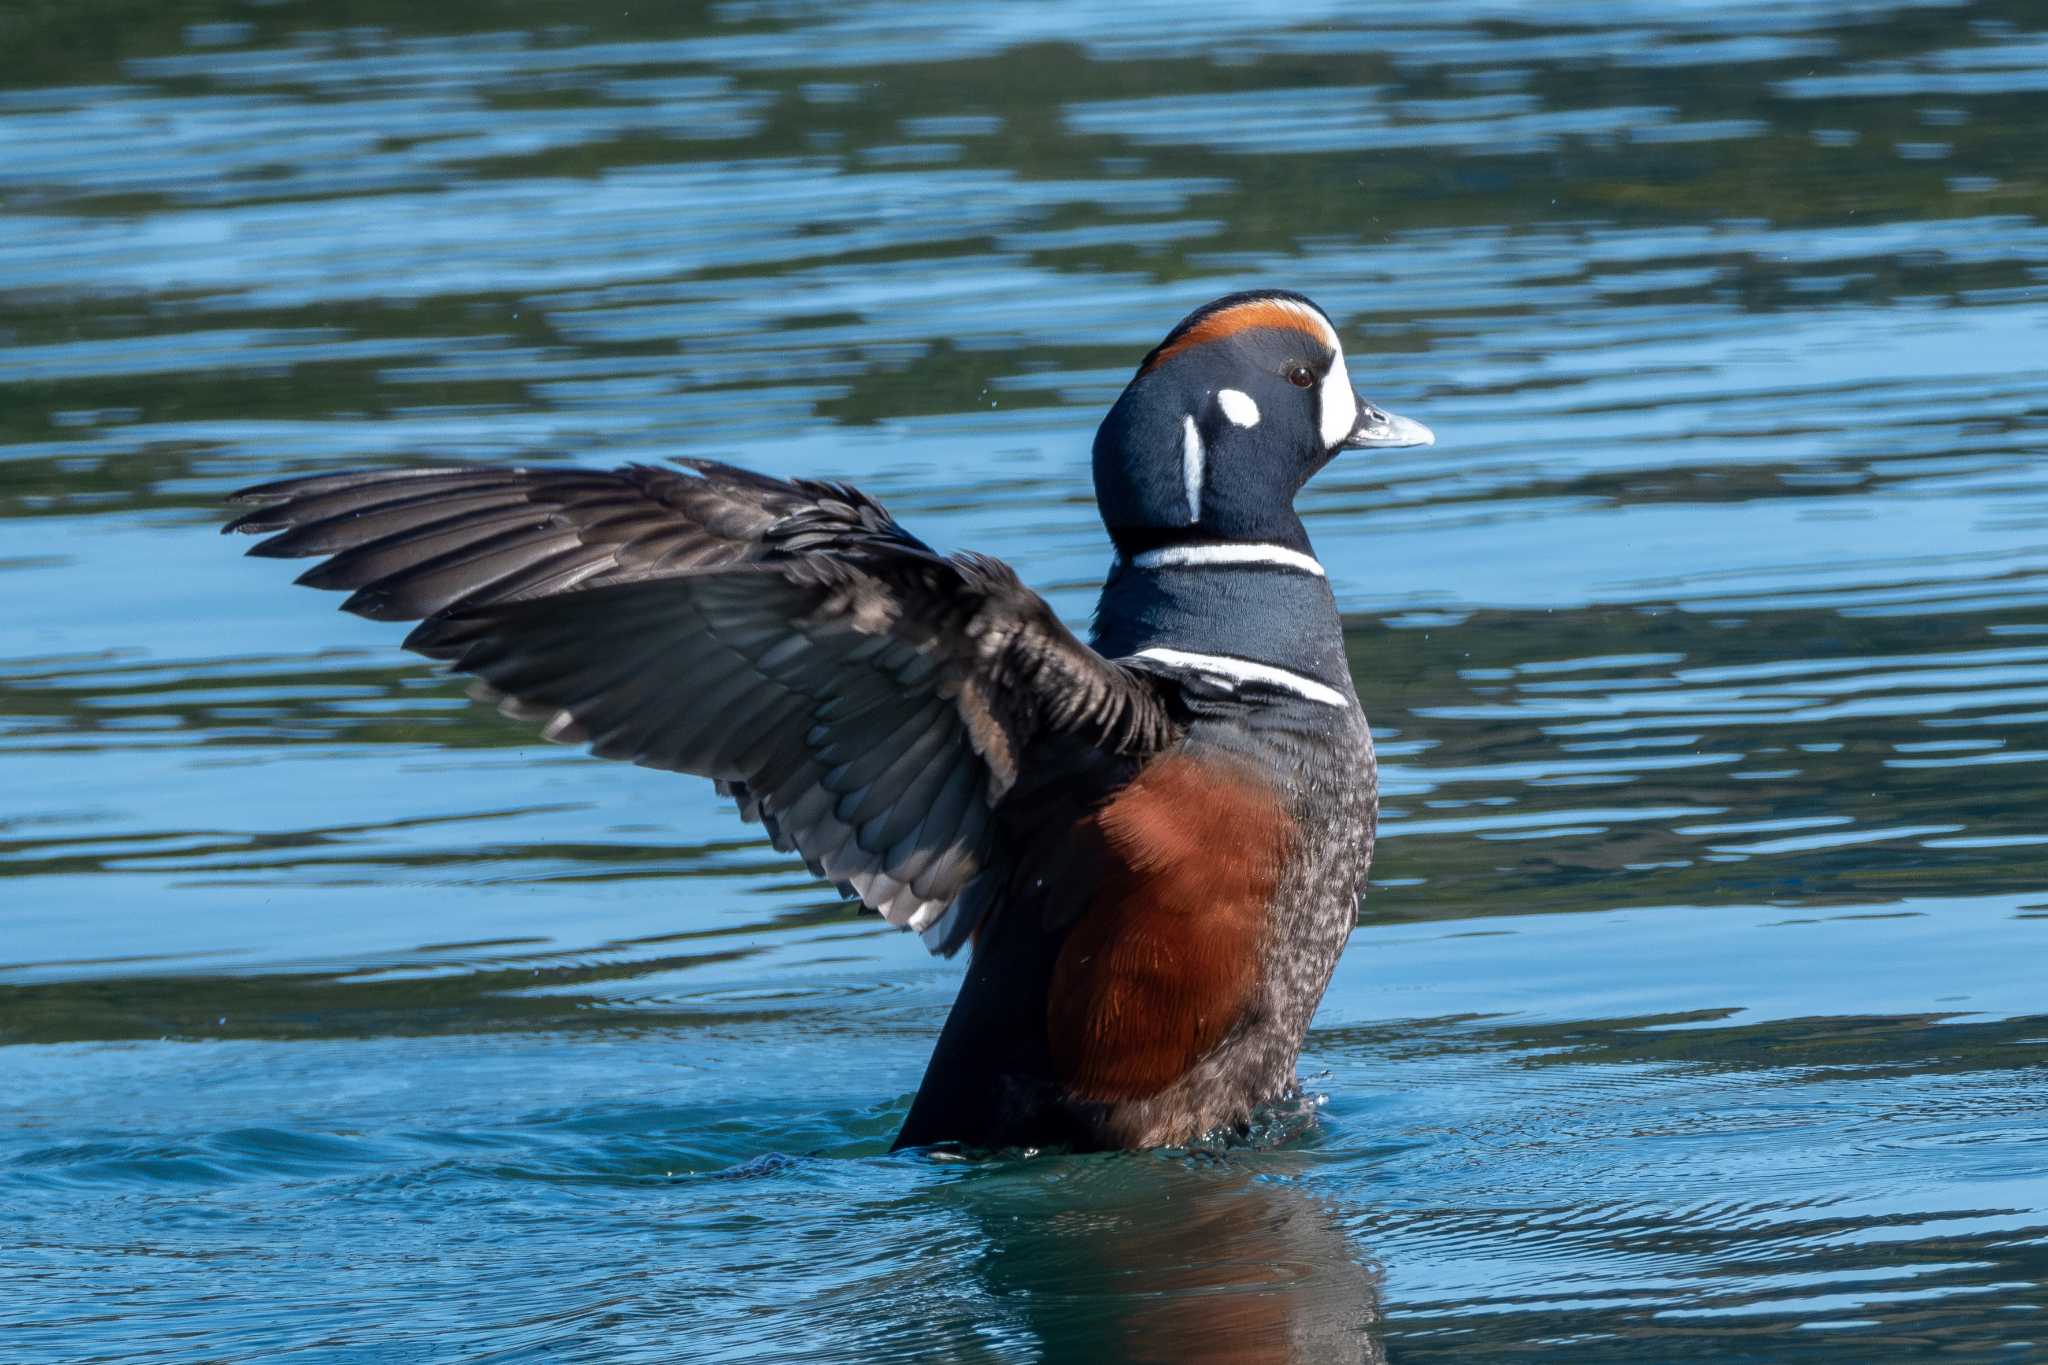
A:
[
  {"left": 224, "top": 291, "right": 1429, "bottom": 1153},
  {"left": 898, "top": 702, "right": 1375, "bottom": 1151},
  {"left": 897, "top": 551, "right": 1378, "bottom": 1151}
]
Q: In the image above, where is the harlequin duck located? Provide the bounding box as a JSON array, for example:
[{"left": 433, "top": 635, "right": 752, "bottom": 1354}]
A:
[{"left": 224, "top": 290, "right": 1433, "bottom": 1152}]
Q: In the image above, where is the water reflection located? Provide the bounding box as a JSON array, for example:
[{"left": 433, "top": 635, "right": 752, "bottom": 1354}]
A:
[{"left": 947, "top": 1155, "right": 1384, "bottom": 1364}]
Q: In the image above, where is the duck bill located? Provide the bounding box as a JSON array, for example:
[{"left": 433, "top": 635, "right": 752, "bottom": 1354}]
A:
[{"left": 1339, "top": 398, "right": 1434, "bottom": 450}]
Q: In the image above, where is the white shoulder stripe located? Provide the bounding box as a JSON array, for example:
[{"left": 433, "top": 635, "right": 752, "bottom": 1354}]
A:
[
  {"left": 1131, "top": 647, "right": 1349, "bottom": 708},
  {"left": 1128, "top": 543, "right": 1326, "bottom": 577},
  {"left": 1181, "top": 414, "right": 1204, "bottom": 524}
]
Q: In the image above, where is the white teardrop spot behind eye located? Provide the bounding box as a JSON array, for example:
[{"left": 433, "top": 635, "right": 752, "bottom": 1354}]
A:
[
  {"left": 1319, "top": 346, "right": 1358, "bottom": 448},
  {"left": 1217, "top": 388, "right": 1260, "bottom": 428}
]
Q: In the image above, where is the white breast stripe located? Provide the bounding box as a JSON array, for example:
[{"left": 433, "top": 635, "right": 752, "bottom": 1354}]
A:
[
  {"left": 1132, "top": 647, "right": 1348, "bottom": 708},
  {"left": 1129, "top": 543, "right": 1326, "bottom": 577},
  {"left": 1217, "top": 388, "right": 1260, "bottom": 428},
  {"left": 1181, "top": 413, "right": 1204, "bottom": 523}
]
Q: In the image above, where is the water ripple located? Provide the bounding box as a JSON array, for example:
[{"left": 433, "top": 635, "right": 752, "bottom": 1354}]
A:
[{"left": 5, "top": 1, "right": 2048, "bottom": 1358}]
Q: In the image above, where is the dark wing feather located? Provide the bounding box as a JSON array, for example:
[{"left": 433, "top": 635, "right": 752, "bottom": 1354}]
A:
[{"left": 226, "top": 460, "right": 1175, "bottom": 952}]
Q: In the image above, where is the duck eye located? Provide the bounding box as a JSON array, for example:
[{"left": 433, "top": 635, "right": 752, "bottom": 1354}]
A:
[{"left": 1287, "top": 365, "right": 1316, "bottom": 389}]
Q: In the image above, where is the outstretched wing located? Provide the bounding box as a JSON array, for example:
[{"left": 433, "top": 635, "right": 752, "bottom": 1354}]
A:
[{"left": 225, "top": 461, "right": 1176, "bottom": 952}]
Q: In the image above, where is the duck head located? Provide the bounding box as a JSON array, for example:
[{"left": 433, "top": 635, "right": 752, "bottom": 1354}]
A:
[{"left": 1092, "top": 290, "right": 1432, "bottom": 554}]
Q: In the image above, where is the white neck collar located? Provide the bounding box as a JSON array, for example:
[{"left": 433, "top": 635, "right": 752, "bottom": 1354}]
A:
[{"left": 1125, "top": 543, "right": 1326, "bottom": 578}]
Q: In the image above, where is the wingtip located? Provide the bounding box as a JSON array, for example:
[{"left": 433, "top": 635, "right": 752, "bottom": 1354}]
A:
[
  {"left": 917, "top": 900, "right": 970, "bottom": 957},
  {"left": 237, "top": 528, "right": 299, "bottom": 554},
  {"left": 220, "top": 506, "right": 282, "bottom": 537},
  {"left": 223, "top": 475, "right": 314, "bottom": 507}
]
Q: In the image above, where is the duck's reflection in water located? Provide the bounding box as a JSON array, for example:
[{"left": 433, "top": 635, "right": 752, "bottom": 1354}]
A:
[{"left": 934, "top": 1150, "right": 1383, "bottom": 1364}]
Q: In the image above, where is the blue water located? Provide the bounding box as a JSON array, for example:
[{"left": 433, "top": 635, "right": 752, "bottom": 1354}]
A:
[{"left": 4, "top": 2, "right": 2047, "bottom": 1359}]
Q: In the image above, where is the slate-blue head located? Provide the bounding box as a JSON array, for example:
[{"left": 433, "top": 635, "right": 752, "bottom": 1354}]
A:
[{"left": 1093, "top": 291, "right": 1433, "bottom": 554}]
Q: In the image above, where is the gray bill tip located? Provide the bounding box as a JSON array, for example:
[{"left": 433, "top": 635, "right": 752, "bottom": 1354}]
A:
[{"left": 1342, "top": 402, "right": 1434, "bottom": 450}]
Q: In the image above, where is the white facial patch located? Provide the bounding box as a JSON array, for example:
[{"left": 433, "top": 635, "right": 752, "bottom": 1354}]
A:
[
  {"left": 1216, "top": 388, "right": 1260, "bottom": 428},
  {"left": 1253, "top": 296, "right": 1355, "bottom": 448},
  {"left": 1181, "top": 413, "right": 1205, "bottom": 523},
  {"left": 1318, "top": 343, "right": 1358, "bottom": 449}
]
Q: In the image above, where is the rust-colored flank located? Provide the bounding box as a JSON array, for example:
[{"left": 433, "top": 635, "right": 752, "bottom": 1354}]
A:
[
  {"left": 1047, "top": 753, "right": 1297, "bottom": 1102},
  {"left": 1139, "top": 298, "right": 1330, "bottom": 375}
]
